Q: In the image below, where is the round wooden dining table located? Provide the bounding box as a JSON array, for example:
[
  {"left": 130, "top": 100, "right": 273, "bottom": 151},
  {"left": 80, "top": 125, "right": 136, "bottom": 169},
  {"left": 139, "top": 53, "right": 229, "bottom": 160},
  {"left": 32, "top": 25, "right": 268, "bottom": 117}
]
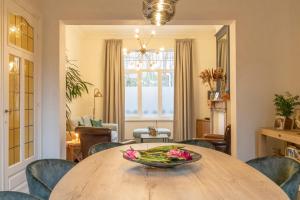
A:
[{"left": 50, "top": 143, "right": 289, "bottom": 200}]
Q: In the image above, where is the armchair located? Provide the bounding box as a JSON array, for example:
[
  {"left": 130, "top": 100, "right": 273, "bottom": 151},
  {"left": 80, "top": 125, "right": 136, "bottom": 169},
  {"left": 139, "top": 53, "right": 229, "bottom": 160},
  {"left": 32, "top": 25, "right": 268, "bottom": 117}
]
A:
[{"left": 75, "top": 127, "right": 111, "bottom": 159}]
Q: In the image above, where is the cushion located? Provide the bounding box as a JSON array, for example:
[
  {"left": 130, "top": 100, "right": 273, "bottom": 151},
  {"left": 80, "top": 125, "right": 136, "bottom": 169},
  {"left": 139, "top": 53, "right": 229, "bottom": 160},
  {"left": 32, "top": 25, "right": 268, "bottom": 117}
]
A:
[
  {"left": 69, "top": 117, "right": 84, "bottom": 130},
  {"left": 91, "top": 119, "right": 103, "bottom": 127},
  {"left": 81, "top": 115, "right": 92, "bottom": 127}
]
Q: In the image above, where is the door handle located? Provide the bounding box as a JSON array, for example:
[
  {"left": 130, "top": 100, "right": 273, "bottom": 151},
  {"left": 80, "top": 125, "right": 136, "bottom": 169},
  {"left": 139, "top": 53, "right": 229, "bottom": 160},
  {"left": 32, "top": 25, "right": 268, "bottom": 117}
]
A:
[{"left": 4, "top": 109, "right": 9, "bottom": 113}]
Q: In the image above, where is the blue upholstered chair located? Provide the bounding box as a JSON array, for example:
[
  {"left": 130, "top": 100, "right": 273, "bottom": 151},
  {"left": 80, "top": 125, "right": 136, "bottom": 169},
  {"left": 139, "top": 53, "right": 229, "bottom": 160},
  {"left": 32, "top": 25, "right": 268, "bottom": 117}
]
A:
[
  {"left": 26, "top": 159, "right": 76, "bottom": 200},
  {"left": 247, "top": 156, "right": 300, "bottom": 200},
  {"left": 178, "top": 139, "right": 216, "bottom": 149},
  {"left": 0, "top": 191, "right": 41, "bottom": 200},
  {"left": 88, "top": 142, "right": 123, "bottom": 156}
]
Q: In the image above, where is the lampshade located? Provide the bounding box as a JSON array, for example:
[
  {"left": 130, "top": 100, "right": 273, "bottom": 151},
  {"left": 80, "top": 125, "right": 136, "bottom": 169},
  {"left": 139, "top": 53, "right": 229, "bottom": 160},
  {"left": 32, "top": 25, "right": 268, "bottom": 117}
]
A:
[
  {"left": 94, "top": 88, "right": 103, "bottom": 98},
  {"left": 143, "top": 0, "right": 179, "bottom": 26}
]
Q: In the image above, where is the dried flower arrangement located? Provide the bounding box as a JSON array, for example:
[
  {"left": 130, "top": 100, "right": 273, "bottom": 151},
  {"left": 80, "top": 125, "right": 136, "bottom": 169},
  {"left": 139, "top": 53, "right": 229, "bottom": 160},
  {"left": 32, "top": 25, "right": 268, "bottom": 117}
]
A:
[{"left": 199, "top": 68, "right": 226, "bottom": 99}]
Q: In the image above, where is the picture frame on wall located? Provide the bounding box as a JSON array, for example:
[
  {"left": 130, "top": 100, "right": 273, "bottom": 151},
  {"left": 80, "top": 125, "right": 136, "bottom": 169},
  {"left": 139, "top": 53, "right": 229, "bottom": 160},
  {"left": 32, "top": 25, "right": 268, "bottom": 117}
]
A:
[
  {"left": 286, "top": 146, "right": 300, "bottom": 161},
  {"left": 274, "top": 116, "right": 286, "bottom": 130},
  {"left": 294, "top": 109, "right": 300, "bottom": 130}
]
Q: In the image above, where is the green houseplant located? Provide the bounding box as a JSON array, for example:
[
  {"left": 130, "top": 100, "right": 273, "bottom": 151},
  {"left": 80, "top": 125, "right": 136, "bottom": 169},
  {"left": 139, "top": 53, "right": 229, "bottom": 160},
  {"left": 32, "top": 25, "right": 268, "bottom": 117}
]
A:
[
  {"left": 274, "top": 92, "right": 300, "bottom": 129},
  {"left": 66, "top": 58, "right": 92, "bottom": 131}
]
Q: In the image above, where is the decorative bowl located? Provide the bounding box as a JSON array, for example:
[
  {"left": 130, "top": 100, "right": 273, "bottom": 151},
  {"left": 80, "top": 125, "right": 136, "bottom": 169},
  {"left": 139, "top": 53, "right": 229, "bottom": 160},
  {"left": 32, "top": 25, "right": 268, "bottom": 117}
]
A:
[{"left": 122, "top": 145, "right": 201, "bottom": 168}]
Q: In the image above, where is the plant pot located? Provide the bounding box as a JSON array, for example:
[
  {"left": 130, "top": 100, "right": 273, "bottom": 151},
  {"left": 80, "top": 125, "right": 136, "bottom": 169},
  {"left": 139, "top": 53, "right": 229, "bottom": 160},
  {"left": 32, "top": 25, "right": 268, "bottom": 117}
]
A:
[
  {"left": 284, "top": 117, "right": 293, "bottom": 130},
  {"left": 274, "top": 116, "right": 293, "bottom": 130},
  {"left": 208, "top": 91, "right": 216, "bottom": 101}
]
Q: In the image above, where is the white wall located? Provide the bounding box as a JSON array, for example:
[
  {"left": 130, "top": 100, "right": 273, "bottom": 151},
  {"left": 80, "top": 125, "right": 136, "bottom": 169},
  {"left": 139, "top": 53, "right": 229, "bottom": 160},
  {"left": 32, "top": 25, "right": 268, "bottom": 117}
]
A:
[
  {"left": 65, "top": 27, "right": 216, "bottom": 139},
  {"left": 65, "top": 29, "right": 105, "bottom": 120},
  {"left": 40, "top": 0, "right": 300, "bottom": 161}
]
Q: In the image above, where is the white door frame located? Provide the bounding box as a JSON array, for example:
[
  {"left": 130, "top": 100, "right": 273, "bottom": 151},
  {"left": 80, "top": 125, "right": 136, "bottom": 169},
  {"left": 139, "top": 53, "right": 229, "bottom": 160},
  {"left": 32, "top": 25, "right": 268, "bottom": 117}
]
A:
[
  {"left": 1, "top": 0, "right": 42, "bottom": 191},
  {"left": 0, "top": 0, "right": 5, "bottom": 191}
]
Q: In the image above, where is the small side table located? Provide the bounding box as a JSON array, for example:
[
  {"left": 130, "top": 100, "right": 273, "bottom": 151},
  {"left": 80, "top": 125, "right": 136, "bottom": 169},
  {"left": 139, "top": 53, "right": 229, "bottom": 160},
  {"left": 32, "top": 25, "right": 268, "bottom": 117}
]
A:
[
  {"left": 66, "top": 140, "right": 81, "bottom": 161},
  {"left": 140, "top": 133, "right": 169, "bottom": 143}
]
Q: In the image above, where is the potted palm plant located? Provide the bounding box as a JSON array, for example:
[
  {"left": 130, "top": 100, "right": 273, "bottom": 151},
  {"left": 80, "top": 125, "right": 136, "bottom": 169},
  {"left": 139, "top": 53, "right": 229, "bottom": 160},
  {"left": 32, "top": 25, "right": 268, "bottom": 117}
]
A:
[
  {"left": 274, "top": 92, "right": 300, "bottom": 130},
  {"left": 66, "top": 58, "right": 92, "bottom": 131}
]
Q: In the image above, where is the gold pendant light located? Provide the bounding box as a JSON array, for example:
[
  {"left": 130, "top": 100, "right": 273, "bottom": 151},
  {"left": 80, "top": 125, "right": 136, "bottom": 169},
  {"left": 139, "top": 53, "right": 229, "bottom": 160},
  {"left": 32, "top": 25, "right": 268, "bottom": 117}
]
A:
[{"left": 143, "top": 0, "right": 179, "bottom": 26}]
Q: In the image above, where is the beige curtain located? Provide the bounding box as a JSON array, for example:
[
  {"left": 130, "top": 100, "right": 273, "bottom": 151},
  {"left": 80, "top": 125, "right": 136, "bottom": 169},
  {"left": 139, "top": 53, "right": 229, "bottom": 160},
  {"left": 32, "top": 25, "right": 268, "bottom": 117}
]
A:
[
  {"left": 173, "top": 39, "right": 195, "bottom": 141},
  {"left": 103, "top": 39, "right": 124, "bottom": 141}
]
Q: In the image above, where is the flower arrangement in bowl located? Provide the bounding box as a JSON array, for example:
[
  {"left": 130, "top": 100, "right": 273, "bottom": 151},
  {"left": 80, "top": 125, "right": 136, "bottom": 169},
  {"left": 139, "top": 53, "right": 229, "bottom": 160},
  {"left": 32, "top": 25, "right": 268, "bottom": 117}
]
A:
[{"left": 122, "top": 145, "right": 201, "bottom": 168}]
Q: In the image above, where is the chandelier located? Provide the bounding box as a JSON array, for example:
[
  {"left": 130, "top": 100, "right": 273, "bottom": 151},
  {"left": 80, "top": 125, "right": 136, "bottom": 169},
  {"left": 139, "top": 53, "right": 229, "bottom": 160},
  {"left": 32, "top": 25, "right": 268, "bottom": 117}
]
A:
[
  {"left": 134, "top": 28, "right": 156, "bottom": 55},
  {"left": 143, "top": 0, "right": 179, "bottom": 26},
  {"left": 123, "top": 28, "right": 166, "bottom": 70}
]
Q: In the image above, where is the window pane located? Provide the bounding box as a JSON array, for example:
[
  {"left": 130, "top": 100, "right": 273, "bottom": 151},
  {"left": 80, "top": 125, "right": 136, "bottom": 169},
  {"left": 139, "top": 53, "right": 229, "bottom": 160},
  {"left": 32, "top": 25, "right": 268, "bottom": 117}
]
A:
[
  {"left": 24, "top": 60, "right": 34, "bottom": 159},
  {"left": 125, "top": 74, "right": 138, "bottom": 116},
  {"left": 8, "top": 14, "right": 34, "bottom": 53},
  {"left": 142, "top": 72, "right": 158, "bottom": 116},
  {"left": 162, "top": 72, "right": 174, "bottom": 115},
  {"left": 8, "top": 54, "right": 20, "bottom": 166},
  {"left": 9, "top": 14, "right": 16, "bottom": 45}
]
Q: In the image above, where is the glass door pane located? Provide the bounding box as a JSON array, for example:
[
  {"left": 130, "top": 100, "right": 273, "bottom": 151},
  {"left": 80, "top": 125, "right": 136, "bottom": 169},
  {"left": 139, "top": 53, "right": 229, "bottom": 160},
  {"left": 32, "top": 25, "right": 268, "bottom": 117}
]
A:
[
  {"left": 24, "top": 60, "right": 34, "bottom": 159},
  {"left": 8, "top": 13, "right": 34, "bottom": 53},
  {"left": 8, "top": 54, "right": 20, "bottom": 166}
]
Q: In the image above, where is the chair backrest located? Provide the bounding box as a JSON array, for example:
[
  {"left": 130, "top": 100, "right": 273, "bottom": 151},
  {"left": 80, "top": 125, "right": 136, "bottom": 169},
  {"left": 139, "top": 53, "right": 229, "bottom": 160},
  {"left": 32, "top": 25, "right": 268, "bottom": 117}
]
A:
[
  {"left": 88, "top": 142, "right": 123, "bottom": 156},
  {"left": 247, "top": 156, "right": 300, "bottom": 185},
  {"left": 26, "top": 159, "right": 75, "bottom": 200},
  {"left": 178, "top": 140, "right": 216, "bottom": 149},
  {"left": 0, "top": 191, "right": 41, "bottom": 200},
  {"left": 224, "top": 125, "right": 231, "bottom": 154},
  {"left": 76, "top": 127, "right": 112, "bottom": 158}
]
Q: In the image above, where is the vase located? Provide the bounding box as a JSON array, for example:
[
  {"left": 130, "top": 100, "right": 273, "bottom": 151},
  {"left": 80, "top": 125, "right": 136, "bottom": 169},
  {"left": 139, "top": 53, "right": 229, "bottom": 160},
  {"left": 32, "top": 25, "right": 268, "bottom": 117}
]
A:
[
  {"left": 208, "top": 91, "right": 215, "bottom": 101},
  {"left": 284, "top": 118, "right": 293, "bottom": 130}
]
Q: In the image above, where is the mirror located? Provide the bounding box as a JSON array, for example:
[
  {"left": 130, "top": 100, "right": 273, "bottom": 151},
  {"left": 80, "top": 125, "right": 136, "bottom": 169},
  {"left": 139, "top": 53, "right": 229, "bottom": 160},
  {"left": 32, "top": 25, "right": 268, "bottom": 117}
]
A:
[{"left": 216, "top": 25, "right": 230, "bottom": 96}]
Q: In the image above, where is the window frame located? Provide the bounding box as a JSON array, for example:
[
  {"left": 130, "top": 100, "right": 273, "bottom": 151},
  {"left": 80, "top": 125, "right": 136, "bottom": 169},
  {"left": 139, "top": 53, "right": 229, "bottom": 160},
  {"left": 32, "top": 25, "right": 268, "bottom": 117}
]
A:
[{"left": 124, "top": 50, "right": 174, "bottom": 121}]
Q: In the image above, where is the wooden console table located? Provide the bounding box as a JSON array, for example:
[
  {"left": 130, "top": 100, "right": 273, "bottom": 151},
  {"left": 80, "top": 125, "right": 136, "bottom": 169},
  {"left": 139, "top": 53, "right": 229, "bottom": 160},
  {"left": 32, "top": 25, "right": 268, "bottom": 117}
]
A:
[{"left": 256, "top": 128, "right": 300, "bottom": 157}]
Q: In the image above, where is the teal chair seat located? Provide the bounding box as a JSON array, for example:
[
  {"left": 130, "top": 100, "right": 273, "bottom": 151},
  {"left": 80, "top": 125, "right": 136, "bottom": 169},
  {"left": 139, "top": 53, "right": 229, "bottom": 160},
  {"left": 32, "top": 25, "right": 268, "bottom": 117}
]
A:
[
  {"left": 247, "top": 156, "right": 300, "bottom": 200},
  {"left": 26, "top": 159, "right": 75, "bottom": 200},
  {"left": 0, "top": 191, "right": 41, "bottom": 200},
  {"left": 178, "top": 139, "right": 216, "bottom": 149},
  {"left": 88, "top": 142, "right": 123, "bottom": 156}
]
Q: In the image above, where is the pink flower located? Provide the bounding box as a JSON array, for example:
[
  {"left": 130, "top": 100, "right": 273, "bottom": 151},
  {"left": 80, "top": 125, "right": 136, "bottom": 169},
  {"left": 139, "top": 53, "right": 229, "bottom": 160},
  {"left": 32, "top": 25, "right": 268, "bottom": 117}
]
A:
[
  {"left": 167, "top": 149, "right": 192, "bottom": 161},
  {"left": 180, "top": 150, "right": 192, "bottom": 161},
  {"left": 123, "top": 147, "right": 140, "bottom": 160}
]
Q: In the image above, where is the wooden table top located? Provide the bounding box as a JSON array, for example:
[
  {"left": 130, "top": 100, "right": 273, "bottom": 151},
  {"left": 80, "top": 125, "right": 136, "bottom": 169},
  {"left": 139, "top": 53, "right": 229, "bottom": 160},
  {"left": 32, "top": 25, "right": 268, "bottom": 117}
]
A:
[{"left": 50, "top": 143, "right": 288, "bottom": 200}]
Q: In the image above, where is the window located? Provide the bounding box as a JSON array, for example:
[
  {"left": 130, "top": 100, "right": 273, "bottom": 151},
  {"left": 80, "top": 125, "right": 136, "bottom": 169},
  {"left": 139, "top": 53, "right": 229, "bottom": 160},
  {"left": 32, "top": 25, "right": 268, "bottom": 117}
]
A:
[
  {"left": 9, "top": 14, "right": 34, "bottom": 52},
  {"left": 124, "top": 50, "right": 174, "bottom": 119}
]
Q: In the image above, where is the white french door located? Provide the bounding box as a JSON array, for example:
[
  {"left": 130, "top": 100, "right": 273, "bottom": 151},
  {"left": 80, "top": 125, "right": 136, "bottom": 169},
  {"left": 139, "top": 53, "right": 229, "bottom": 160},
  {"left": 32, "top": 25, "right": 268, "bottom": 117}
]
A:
[{"left": 1, "top": 0, "right": 40, "bottom": 191}]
